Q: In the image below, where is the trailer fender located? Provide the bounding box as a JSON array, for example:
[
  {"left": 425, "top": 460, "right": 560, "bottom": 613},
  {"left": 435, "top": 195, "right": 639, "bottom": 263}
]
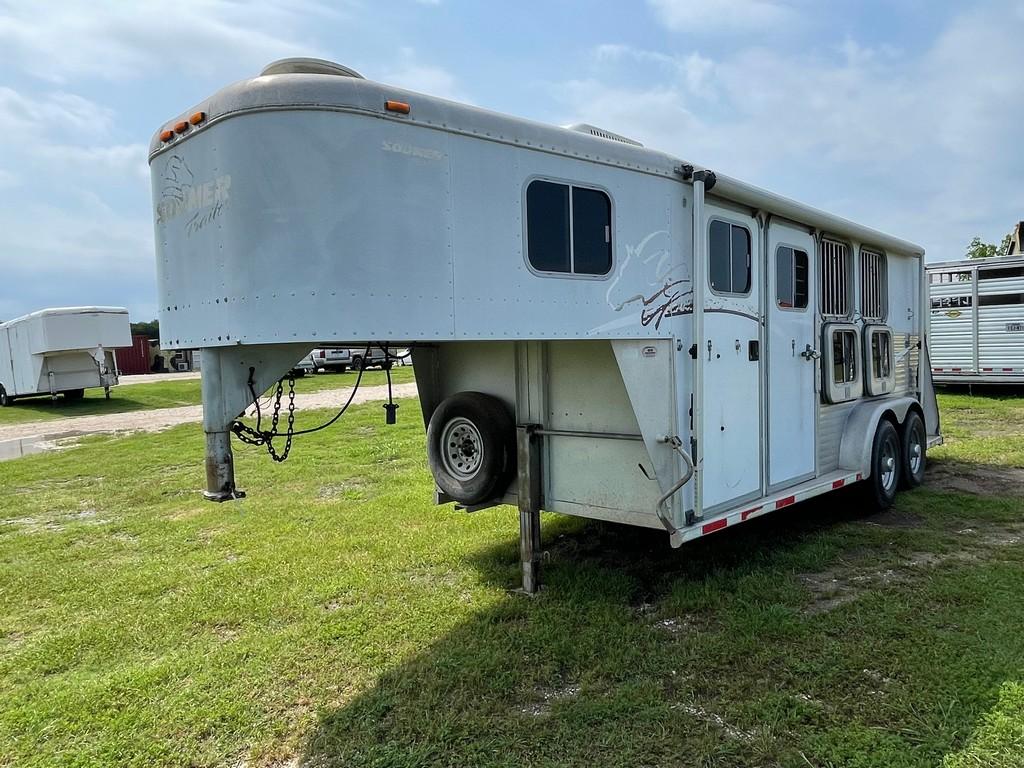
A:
[{"left": 838, "top": 396, "right": 918, "bottom": 477}]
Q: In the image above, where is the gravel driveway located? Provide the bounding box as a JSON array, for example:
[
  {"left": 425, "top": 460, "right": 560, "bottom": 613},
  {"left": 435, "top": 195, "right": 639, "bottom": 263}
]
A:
[{"left": 0, "top": 382, "right": 418, "bottom": 444}]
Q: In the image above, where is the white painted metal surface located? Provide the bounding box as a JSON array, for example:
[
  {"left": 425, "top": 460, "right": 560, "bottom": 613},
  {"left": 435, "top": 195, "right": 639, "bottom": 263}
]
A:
[
  {"left": 0, "top": 307, "right": 129, "bottom": 398},
  {"left": 766, "top": 222, "right": 817, "bottom": 489},
  {"left": 149, "top": 60, "right": 937, "bottom": 546},
  {"left": 927, "top": 256, "right": 1024, "bottom": 383}
]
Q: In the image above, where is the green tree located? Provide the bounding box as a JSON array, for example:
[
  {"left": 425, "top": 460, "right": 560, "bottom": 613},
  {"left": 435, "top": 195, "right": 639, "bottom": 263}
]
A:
[
  {"left": 965, "top": 233, "right": 1012, "bottom": 259},
  {"left": 130, "top": 319, "right": 160, "bottom": 339}
]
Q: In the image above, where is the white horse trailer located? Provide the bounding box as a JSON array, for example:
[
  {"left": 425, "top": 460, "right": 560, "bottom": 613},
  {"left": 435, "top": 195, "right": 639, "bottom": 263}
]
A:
[
  {"left": 928, "top": 256, "right": 1024, "bottom": 384},
  {"left": 0, "top": 307, "right": 129, "bottom": 406},
  {"left": 149, "top": 58, "right": 941, "bottom": 591}
]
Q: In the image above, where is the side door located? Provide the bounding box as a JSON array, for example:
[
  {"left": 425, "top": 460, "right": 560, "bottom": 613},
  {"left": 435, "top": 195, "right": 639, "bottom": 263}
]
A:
[
  {"left": 701, "top": 205, "right": 762, "bottom": 511},
  {"left": 766, "top": 222, "right": 817, "bottom": 488}
]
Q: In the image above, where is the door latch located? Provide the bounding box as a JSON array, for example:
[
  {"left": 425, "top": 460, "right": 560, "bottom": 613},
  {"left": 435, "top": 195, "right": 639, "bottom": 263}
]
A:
[
  {"left": 800, "top": 344, "right": 820, "bottom": 360},
  {"left": 748, "top": 340, "right": 759, "bottom": 361}
]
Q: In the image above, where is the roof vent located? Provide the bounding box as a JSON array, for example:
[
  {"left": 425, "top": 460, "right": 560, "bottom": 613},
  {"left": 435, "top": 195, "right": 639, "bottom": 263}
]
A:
[
  {"left": 260, "top": 58, "right": 364, "bottom": 78},
  {"left": 566, "top": 123, "right": 643, "bottom": 147}
]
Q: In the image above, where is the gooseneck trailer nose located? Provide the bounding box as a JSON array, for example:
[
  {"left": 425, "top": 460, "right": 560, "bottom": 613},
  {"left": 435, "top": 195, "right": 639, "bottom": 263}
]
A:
[{"left": 150, "top": 58, "right": 940, "bottom": 591}]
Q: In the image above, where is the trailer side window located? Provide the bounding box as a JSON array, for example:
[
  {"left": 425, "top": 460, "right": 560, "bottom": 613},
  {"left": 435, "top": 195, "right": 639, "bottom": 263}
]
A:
[
  {"left": 820, "top": 239, "right": 850, "bottom": 317},
  {"left": 822, "top": 323, "right": 862, "bottom": 403},
  {"left": 526, "top": 180, "right": 612, "bottom": 276},
  {"left": 832, "top": 330, "right": 857, "bottom": 384},
  {"left": 865, "top": 326, "right": 895, "bottom": 396},
  {"left": 709, "top": 220, "right": 751, "bottom": 295},
  {"left": 860, "top": 248, "right": 887, "bottom": 321},
  {"left": 776, "top": 246, "right": 809, "bottom": 309}
]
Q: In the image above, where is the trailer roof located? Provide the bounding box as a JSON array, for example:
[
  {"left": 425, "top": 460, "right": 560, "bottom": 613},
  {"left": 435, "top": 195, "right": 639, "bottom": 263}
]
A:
[
  {"left": 0, "top": 306, "right": 129, "bottom": 329},
  {"left": 151, "top": 64, "right": 925, "bottom": 258},
  {"left": 926, "top": 255, "right": 1024, "bottom": 270}
]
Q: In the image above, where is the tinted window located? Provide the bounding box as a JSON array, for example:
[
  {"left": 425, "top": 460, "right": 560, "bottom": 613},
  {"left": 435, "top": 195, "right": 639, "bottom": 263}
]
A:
[
  {"left": 526, "top": 181, "right": 570, "bottom": 273},
  {"left": 526, "top": 180, "right": 611, "bottom": 276},
  {"left": 832, "top": 329, "right": 857, "bottom": 384},
  {"left": 871, "top": 331, "right": 891, "bottom": 379},
  {"left": 709, "top": 220, "right": 751, "bottom": 294},
  {"left": 776, "top": 246, "right": 809, "bottom": 309},
  {"left": 572, "top": 186, "right": 612, "bottom": 275}
]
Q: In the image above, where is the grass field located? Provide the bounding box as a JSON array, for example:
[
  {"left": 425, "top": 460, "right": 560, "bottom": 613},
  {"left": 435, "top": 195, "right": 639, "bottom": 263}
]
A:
[
  {"left": 0, "top": 367, "right": 415, "bottom": 427},
  {"left": 1, "top": 392, "right": 1023, "bottom": 767}
]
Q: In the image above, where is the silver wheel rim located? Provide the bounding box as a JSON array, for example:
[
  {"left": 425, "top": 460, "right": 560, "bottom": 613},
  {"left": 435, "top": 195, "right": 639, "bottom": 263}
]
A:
[
  {"left": 441, "top": 417, "right": 484, "bottom": 480},
  {"left": 881, "top": 436, "right": 898, "bottom": 492},
  {"left": 908, "top": 425, "right": 923, "bottom": 475}
]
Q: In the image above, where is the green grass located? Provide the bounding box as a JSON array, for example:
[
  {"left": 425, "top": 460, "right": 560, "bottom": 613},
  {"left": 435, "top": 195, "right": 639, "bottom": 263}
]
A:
[
  {"left": 1, "top": 392, "right": 1023, "bottom": 767},
  {"left": 0, "top": 367, "right": 415, "bottom": 426}
]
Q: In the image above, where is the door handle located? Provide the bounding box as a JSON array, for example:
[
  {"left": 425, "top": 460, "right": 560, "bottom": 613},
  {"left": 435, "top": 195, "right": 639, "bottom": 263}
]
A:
[{"left": 800, "top": 344, "right": 820, "bottom": 361}]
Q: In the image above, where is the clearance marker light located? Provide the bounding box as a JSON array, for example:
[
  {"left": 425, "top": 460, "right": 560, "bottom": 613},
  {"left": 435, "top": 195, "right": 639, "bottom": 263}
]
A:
[
  {"left": 385, "top": 100, "right": 410, "bottom": 114},
  {"left": 174, "top": 120, "right": 190, "bottom": 134},
  {"left": 159, "top": 129, "right": 174, "bottom": 142},
  {"left": 189, "top": 111, "right": 206, "bottom": 125}
]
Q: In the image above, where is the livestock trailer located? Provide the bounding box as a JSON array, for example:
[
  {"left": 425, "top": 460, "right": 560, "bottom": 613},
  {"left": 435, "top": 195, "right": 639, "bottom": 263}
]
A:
[
  {"left": 0, "top": 307, "right": 129, "bottom": 406},
  {"left": 928, "top": 256, "right": 1024, "bottom": 384},
  {"left": 149, "top": 58, "right": 940, "bottom": 591}
]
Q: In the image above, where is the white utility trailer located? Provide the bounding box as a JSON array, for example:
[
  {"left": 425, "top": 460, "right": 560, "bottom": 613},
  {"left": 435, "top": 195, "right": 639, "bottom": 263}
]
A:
[
  {"left": 928, "top": 256, "right": 1024, "bottom": 384},
  {"left": 0, "top": 307, "right": 129, "bottom": 406},
  {"left": 149, "top": 58, "right": 940, "bottom": 591}
]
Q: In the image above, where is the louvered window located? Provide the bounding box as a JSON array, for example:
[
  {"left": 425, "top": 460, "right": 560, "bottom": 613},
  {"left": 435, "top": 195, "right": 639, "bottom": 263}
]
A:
[
  {"left": 860, "top": 248, "right": 887, "bottom": 321},
  {"left": 820, "top": 239, "right": 850, "bottom": 317}
]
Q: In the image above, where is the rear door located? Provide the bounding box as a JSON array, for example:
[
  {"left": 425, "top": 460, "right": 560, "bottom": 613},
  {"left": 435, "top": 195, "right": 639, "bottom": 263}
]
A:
[{"left": 766, "top": 222, "right": 816, "bottom": 488}]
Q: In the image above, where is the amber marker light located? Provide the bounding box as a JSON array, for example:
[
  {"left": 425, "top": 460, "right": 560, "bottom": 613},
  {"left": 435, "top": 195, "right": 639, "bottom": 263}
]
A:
[
  {"left": 174, "top": 120, "right": 189, "bottom": 134},
  {"left": 160, "top": 129, "right": 174, "bottom": 142},
  {"left": 384, "top": 100, "right": 410, "bottom": 114},
  {"left": 189, "top": 111, "right": 206, "bottom": 125}
]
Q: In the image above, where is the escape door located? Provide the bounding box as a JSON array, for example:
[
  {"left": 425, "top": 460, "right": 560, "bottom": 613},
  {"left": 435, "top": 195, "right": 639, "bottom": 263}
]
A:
[
  {"left": 766, "top": 222, "right": 817, "bottom": 488},
  {"left": 701, "top": 206, "right": 762, "bottom": 510}
]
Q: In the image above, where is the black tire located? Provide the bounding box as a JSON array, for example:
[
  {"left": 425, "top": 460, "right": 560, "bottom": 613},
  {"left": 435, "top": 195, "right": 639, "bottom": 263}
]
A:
[
  {"left": 64, "top": 389, "right": 85, "bottom": 401},
  {"left": 863, "top": 419, "right": 901, "bottom": 511},
  {"left": 427, "top": 392, "right": 516, "bottom": 505},
  {"left": 899, "top": 411, "right": 927, "bottom": 489},
  {"left": 352, "top": 356, "right": 364, "bottom": 371},
  {"left": 0, "top": 385, "right": 11, "bottom": 407}
]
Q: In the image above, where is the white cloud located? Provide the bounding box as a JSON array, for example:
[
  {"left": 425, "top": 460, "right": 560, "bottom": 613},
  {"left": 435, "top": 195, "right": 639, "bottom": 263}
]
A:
[
  {"left": 33, "top": 144, "right": 149, "bottom": 181},
  {"left": 0, "top": 0, "right": 342, "bottom": 82},
  {"left": 0, "top": 87, "right": 113, "bottom": 136},
  {"left": 648, "top": 0, "right": 796, "bottom": 31},
  {"left": 379, "top": 48, "right": 464, "bottom": 102},
  {"left": 558, "top": 2, "right": 1024, "bottom": 260}
]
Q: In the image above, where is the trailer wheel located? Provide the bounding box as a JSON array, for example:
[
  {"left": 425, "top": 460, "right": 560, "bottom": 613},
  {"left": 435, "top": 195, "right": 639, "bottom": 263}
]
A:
[
  {"left": 0, "top": 386, "right": 11, "bottom": 407},
  {"left": 899, "top": 411, "right": 926, "bottom": 489},
  {"left": 427, "top": 392, "right": 515, "bottom": 505},
  {"left": 863, "top": 419, "right": 901, "bottom": 510},
  {"left": 64, "top": 389, "right": 85, "bottom": 400}
]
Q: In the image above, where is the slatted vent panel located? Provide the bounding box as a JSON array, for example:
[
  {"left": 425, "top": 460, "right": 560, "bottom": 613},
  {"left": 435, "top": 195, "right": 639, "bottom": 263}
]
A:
[
  {"left": 820, "top": 239, "right": 850, "bottom": 317},
  {"left": 860, "top": 248, "right": 887, "bottom": 321}
]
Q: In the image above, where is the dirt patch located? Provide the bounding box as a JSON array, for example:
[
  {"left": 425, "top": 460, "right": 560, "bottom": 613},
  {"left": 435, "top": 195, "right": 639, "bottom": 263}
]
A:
[
  {"left": 861, "top": 509, "right": 925, "bottom": 528},
  {"left": 519, "top": 682, "right": 581, "bottom": 717},
  {"left": 800, "top": 522, "right": 1024, "bottom": 615},
  {"left": 668, "top": 702, "right": 757, "bottom": 742},
  {"left": 926, "top": 461, "right": 1024, "bottom": 497},
  {"left": 318, "top": 479, "right": 371, "bottom": 500}
]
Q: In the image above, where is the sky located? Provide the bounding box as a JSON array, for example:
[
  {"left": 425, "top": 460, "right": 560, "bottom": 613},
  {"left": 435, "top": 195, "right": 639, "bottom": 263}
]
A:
[{"left": 1, "top": 0, "right": 1022, "bottom": 323}]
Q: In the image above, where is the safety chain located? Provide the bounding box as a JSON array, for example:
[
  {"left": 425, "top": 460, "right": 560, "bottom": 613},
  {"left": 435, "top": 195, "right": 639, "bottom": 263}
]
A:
[{"left": 231, "top": 373, "right": 297, "bottom": 462}]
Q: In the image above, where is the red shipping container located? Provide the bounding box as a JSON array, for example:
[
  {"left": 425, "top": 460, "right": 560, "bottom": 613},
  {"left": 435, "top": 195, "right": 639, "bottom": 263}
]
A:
[{"left": 115, "top": 334, "right": 152, "bottom": 375}]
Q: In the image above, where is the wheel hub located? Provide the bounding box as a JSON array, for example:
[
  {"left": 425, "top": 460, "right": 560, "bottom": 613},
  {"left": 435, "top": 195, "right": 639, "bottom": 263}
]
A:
[{"left": 440, "top": 417, "right": 484, "bottom": 480}]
